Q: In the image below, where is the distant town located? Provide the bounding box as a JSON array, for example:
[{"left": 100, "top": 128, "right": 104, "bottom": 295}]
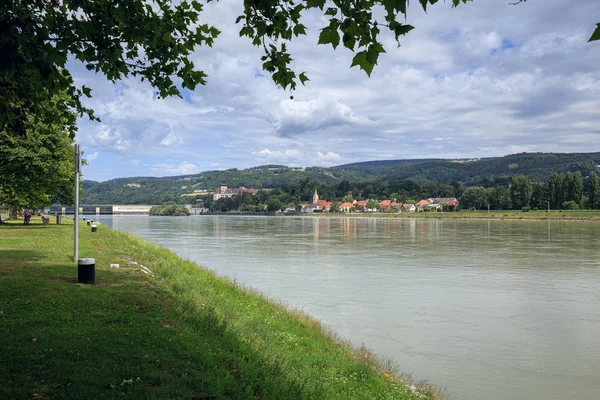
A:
[{"left": 296, "top": 189, "right": 458, "bottom": 214}]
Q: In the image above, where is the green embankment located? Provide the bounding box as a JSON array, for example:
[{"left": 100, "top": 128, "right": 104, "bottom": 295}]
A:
[{"left": 0, "top": 217, "right": 440, "bottom": 400}]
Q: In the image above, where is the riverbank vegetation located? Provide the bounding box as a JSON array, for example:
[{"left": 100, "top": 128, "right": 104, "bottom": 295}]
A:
[
  {"left": 78, "top": 160, "right": 600, "bottom": 216},
  {"left": 201, "top": 171, "right": 600, "bottom": 214},
  {"left": 148, "top": 204, "right": 190, "bottom": 216},
  {"left": 0, "top": 218, "right": 442, "bottom": 400},
  {"left": 308, "top": 209, "right": 600, "bottom": 221},
  {"left": 81, "top": 153, "right": 600, "bottom": 205}
]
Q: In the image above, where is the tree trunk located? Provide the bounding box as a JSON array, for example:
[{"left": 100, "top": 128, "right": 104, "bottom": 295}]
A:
[{"left": 8, "top": 205, "right": 18, "bottom": 219}]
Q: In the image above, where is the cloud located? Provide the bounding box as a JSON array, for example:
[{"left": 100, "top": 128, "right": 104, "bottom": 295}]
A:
[
  {"left": 317, "top": 151, "right": 341, "bottom": 162},
  {"left": 150, "top": 161, "right": 201, "bottom": 176},
  {"left": 85, "top": 151, "right": 99, "bottom": 161},
  {"left": 68, "top": 0, "right": 600, "bottom": 181},
  {"left": 268, "top": 97, "right": 373, "bottom": 137},
  {"left": 160, "top": 129, "right": 183, "bottom": 146},
  {"left": 253, "top": 148, "right": 303, "bottom": 162}
]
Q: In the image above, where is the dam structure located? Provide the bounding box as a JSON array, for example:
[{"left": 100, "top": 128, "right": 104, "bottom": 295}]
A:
[{"left": 49, "top": 204, "right": 155, "bottom": 215}]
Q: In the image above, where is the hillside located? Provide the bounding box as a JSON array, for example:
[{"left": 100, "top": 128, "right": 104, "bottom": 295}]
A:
[{"left": 81, "top": 152, "right": 600, "bottom": 204}]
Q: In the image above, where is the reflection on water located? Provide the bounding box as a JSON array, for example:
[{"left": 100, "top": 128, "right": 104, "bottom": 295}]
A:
[{"left": 96, "top": 215, "right": 600, "bottom": 400}]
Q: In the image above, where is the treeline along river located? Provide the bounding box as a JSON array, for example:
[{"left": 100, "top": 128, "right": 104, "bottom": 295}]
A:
[{"left": 94, "top": 215, "right": 600, "bottom": 400}]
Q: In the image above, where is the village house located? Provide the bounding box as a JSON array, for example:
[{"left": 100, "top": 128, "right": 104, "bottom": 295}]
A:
[
  {"left": 339, "top": 202, "right": 355, "bottom": 212},
  {"left": 415, "top": 199, "right": 431, "bottom": 211},
  {"left": 427, "top": 197, "right": 459, "bottom": 211},
  {"left": 446, "top": 199, "right": 459, "bottom": 211},
  {"left": 213, "top": 185, "right": 259, "bottom": 201},
  {"left": 314, "top": 199, "right": 332, "bottom": 211},
  {"left": 379, "top": 200, "right": 391, "bottom": 211},
  {"left": 354, "top": 200, "right": 368, "bottom": 211},
  {"left": 300, "top": 190, "right": 332, "bottom": 213},
  {"left": 425, "top": 203, "right": 442, "bottom": 211},
  {"left": 402, "top": 203, "right": 416, "bottom": 213}
]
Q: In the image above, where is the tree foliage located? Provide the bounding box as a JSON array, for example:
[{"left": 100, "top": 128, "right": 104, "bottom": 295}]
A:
[
  {"left": 510, "top": 174, "right": 532, "bottom": 210},
  {"left": 588, "top": 172, "right": 599, "bottom": 209},
  {"left": 1, "top": 0, "right": 219, "bottom": 136},
  {"left": 149, "top": 204, "right": 190, "bottom": 216},
  {"left": 460, "top": 186, "right": 486, "bottom": 210},
  {"left": 0, "top": 106, "right": 76, "bottom": 209},
  {"left": 2, "top": 0, "right": 597, "bottom": 136}
]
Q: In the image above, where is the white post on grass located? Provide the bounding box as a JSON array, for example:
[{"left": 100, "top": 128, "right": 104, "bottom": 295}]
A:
[{"left": 74, "top": 144, "right": 80, "bottom": 263}]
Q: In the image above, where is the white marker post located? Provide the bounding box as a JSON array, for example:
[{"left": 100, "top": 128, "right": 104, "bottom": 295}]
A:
[{"left": 74, "top": 144, "right": 80, "bottom": 263}]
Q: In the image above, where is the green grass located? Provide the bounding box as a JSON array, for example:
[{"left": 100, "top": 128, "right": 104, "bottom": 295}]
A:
[{"left": 0, "top": 217, "right": 440, "bottom": 400}]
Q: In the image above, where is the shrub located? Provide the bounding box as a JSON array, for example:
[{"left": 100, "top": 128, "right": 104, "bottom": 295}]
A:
[
  {"left": 522, "top": 206, "right": 531, "bottom": 212},
  {"left": 149, "top": 205, "right": 190, "bottom": 216},
  {"left": 562, "top": 201, "right": 579, "bottom": 210}
]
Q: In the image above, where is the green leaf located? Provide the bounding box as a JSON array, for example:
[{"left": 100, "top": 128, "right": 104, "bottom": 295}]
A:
[
  {"left": 306, "top": 0, "right": 326, "bottom": 10},
  {"left": 589, "top": 23, "right": 600, "bottom": 42},
  {"left": 342, "top": 33, "right": 355, "bottom": 50},
  {"left": 318, "top": 26, "right": 340, "bottom": 49},
  {"left": 191, "top": 1, "right": 202, "bottom": 12},
  {"left": 351, "top": 50, "right": 374, "bottom": 76},
  {"left": 293, "top": 24, "right": 307, "bottom": 37},
  {"left": 394, "top": 24, "right": 414, "bottom": 40},
  {"left": 81, "top": 85, "right": 92, "bottom": 98},
  {"left": 299, "top": 72, "right": 309, "bottom": 85},
  {"left": 382, "top": 0, "right": 407, "bottom": 17},
  {"left": 325, "top": 8, "right": 337, "bottom": 17},
  {"left": 419, "top": 0, "right": 428, "bottom": 12},
  {"left": 366, "top": 43, "right": 384, "bottom": 65}
]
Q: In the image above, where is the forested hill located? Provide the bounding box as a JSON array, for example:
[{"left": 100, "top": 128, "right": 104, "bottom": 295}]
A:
[{"left": 81, "top": 152, "right": 600, "bottom": 204}]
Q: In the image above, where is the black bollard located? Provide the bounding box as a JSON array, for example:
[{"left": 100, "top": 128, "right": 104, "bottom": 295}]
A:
[
  {"left": 78, "top": 258, "right": 95, "bottom": 284},
  {"left": 87, "top": 220, "right": 90, "bottom": 225},
  {"left": 56, "top": 214, "right": 61, "bottom": 225},
  {"left": 91, "top": 224, "right": 97, "bottom": 232}
]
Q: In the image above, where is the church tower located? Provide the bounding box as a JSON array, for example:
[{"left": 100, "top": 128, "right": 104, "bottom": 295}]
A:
[{"left": 313, "top": 189, "right": 319, "bottom": 204}]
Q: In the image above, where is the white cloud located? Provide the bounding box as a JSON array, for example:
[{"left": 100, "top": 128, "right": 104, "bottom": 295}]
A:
[
  {"left": 317, "top": 151, "right": 341, "bottom": 162},
  {"left": 150, "top": 161, "right": 201, "bottom": 176},
  {"left": 253, "top": 148, "right": 303, "bottom": 162},
  {"left": 269, "top": 96, "right": 373, "bottom": 137},
  {"left": 85, "top": 151, "right": 99, "bottom": 161},
  {"left": 160, "top": 128, "right": 183, "bottom": 146}
]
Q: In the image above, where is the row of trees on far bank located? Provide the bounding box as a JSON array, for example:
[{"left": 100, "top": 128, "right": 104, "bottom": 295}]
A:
[
  {"left": 195, "top": 170, "right": 600, "bottom": 213},
  {"left": 460, "top": 172, "right": 599, "bottom": 211}
]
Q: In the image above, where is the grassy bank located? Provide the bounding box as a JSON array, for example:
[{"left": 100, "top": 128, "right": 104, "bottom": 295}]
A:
[
  {"left": 310, "top": 210, "right": 600, "bottom": 221},
  {"left": 0, "top": 217, "right": 441, "bottom": 400}
]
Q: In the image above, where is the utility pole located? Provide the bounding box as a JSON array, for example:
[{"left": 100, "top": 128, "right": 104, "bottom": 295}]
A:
[
  {"left": 74, "top": 144, "right": 80, "bottom": 263},
  {"left": 546, "top": 200, "right": 550, "bottom": 213}
]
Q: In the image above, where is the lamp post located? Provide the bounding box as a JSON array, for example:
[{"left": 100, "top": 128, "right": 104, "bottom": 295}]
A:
[
  {"left": 545, "top": 200, "right": 550, "bottom": 213},
  {"left": 74, "top": 144, "right": 80, "bottom": 263}
]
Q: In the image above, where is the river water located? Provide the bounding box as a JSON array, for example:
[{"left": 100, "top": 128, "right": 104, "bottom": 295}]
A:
[{"left": 95, "top": 215, "right": 600, "bottom": 400}]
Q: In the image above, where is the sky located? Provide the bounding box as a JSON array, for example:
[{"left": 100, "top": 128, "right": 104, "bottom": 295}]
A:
[{"left": 72, "top": 0, "right": 600, "bottom": 182}]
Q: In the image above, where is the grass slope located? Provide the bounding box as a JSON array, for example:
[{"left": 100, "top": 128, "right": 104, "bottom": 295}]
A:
[{"left": 0, "top": 217, "right": 439, "bottom": 400}]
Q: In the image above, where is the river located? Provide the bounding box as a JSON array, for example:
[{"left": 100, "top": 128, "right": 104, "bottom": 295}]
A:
[{"left": 93, "top": 215, "right": 600, "bottom": 400}]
